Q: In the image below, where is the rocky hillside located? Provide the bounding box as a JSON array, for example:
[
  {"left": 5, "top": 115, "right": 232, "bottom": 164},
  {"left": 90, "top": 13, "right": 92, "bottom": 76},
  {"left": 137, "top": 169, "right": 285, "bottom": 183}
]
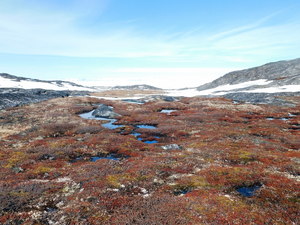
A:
[
  {"left": 0, "top": 88, "right": 89, "bottom": 110},
  {"left": 197, "top": 58, "right": 300, "bottom": 93},
  {"left": 189, "top": 58, "right": 300, "bottom": 105},
  {"left": 0, "top": 73, "right": 95, "bottom": 91},
  {"left": 0, "top": 74, "right": 163, "bottom": 110},
  {"left": 0, "top": 73, "right": 95, "bottom": 110}
]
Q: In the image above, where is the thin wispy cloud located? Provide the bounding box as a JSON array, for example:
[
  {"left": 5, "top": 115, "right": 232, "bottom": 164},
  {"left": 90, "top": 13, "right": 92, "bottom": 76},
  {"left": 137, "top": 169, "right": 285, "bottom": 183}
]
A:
[
  {"left": 0, "top": 1, "right": 299, "bottom": 60},
  {"left": 209, "top": 11, "right": 283, "bottom": 41},
  {"left": 0, "top": 0, "right": 299, "bottom": 87}
]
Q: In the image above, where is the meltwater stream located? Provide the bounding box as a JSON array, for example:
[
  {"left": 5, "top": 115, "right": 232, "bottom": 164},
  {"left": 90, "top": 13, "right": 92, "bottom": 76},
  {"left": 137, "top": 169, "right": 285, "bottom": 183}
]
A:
[
  {"left": 79, "top": 110, "right": 123, "bottom": 129},
  {"left": 80, "top": 110, "right": 159, "bottom": 144}
]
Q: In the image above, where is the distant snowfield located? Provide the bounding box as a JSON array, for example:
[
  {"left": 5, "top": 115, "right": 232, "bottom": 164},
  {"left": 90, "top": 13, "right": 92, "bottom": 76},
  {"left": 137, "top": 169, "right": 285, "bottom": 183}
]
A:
[
  {"left": 0, "top": 76, "right": 94, "bottom": 91},
  {"left": 1, "top": 75, "right": 299, "bottom": 98}
]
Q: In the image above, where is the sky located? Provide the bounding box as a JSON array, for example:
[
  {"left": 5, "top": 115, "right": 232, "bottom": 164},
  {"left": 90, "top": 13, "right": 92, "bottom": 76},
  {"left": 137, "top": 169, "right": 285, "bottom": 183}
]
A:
[{"left": 0, "top": 0, "right": 300, "bottom": 88}]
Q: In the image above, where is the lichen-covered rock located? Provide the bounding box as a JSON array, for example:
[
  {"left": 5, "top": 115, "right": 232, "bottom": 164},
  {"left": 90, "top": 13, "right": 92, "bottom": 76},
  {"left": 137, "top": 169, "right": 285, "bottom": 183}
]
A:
[
  {"left": 161, "top": 144, "right": 182, "bottom": 150},
  {"left": 92, "top": 104, "right": 121, "bottom": 118}
]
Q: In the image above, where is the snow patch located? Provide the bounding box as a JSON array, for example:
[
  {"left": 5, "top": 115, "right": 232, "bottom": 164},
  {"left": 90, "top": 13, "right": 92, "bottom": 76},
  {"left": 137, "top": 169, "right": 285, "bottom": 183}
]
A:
[
  {"left": 0, "top": 76, "right": 94, "bottom": 91},
  {"left": 244, "top": 85, "right": 300, "bottom": 93},
  {"left": 196, "top": 79, "right": 272, "bottom": 95},
  {"left": 166, "top": 88, "right": 202, "bottom": 97},
  {"left": 165, "top": 80, "right": 299, "bottom": 97}
]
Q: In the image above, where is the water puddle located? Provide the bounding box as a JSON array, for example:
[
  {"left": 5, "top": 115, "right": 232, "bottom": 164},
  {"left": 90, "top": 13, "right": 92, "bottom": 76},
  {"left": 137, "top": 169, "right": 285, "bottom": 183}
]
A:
[
  {"left": 264, "top": 112, "right": 300, "bottom": 121},
  {"left": 280, "top": 117, "right": 289, "bottom": 121},
  {"left": 174, "top": 187, "right": 192, "bottom": 196},
  {"left": 79, "top": 110, "right": 96, "bottom": 120},
  {"left": 266, "top": 117, "right": 291, "bottom": 121},
  {"left": 131, "top": 132, "right": 159, "bottom": 144},
  {"left": 100, "top": 118, "right": 123, "bottom": 129},
  {"left": 266, "top": 117, "right": 275, "bottom": 120},
  {"left": 90, "top": 154, "right": 122, "bottom": 162},
  {"left": 143, "top": 140, "right": 158, "bottom": 144},
  {"left": 236, "top": 183, "right": 262, "bottom": 197},
  {"left": 136, "top": 124, "right": 157, "bottom": 129},
  {"left": 122, "top": 99, "right": 144, "bottom": 104},
  {"left": 131, "top": 132, "right": 142, "bottom": 137},
  {"left": 135, "top": 124, "right": 159, "bottom": 143}
]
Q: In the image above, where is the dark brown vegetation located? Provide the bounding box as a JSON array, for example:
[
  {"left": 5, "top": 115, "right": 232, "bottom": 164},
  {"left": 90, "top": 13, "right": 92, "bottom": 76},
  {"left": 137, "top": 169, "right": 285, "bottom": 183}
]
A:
[{"left": 0, "top": 95, "right": 299, "bottom": 224}]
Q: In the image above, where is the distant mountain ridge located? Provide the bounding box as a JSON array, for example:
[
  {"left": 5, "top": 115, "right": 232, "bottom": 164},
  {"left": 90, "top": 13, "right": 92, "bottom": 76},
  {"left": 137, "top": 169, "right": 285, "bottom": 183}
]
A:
[
  {"left": 197, "top": 58, "right": 300, "bottom": 92},
  {"left": 0, "top": 73, "right": 81, "bottom": 86},
  {"left": 110, "top": 84, "right": 161, "bottom": 90},
  {"left": 1, "top": 57, "right": 300, "bottom": 109},
  {"left": 0, "top": 73, "right": 163, "bottom": 109},
  {"left": 0, "top": 73, "right": 161, "bottom": 91}
]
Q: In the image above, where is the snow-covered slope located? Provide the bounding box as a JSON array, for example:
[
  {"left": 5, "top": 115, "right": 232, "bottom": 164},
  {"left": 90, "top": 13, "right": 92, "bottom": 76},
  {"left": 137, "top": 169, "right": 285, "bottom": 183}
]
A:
[
  {"left": 194, "top": 58, "right": 300, "bottom": 95},
  {"left": 195, "top": 79, "right": 300, "bottom": 96},
  {"left": 0, "top": 73, "right": 95, "bottom": 91},
  {"left": 165, "top": 58, "right": 300, "bottom": 106},
  {"left": 166, "top": 79, "right": 299, "bottom": 97}
]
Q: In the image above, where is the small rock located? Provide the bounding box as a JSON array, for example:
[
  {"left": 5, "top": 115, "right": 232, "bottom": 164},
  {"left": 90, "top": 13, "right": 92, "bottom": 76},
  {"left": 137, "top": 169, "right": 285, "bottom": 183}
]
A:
[
  {"left": 76, "top": 138, "right": 84, "bottom": 141},
  {"left": 161, "top": 144, "right": 182, "bottom": 150},
  {"left": 12, "top": 166, "right": 24, "bottom": 173},
  {"left": 35, "top": 136, "right": 44, "bottom": 140},
  {"left": 153, "top": 178, "right": 164, "bottom": 185},
  {"left": 56, "top": 201, "right": 64, "bottom": 208},
  {"left": 140, "top": 188, "right": 148, "bottom": 194},
  {"left": 39, "top": 154, "right": 56, "bottom": 160}
]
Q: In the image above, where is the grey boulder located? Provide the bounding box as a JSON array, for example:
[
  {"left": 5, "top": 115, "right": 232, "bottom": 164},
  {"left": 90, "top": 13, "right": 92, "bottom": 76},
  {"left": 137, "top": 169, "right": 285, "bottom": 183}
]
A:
[
  {"left": 92, "top": 104, "right": 121, "bottom": 119},
  {"left": 161, "top": 144, "right": 182, "bottom": 150}
]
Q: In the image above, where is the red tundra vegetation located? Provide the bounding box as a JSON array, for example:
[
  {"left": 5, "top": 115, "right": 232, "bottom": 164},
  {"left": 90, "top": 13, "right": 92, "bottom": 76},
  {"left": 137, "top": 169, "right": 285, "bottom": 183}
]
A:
[{"left": 0, "top": 95, "right": 299, "bottom": 224}]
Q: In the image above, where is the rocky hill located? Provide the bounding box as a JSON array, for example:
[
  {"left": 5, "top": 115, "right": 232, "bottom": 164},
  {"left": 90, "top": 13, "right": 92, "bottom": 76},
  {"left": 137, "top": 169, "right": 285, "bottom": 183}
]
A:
[
  {"left": 197, "top": 58, "right": 300, "bottom": 92},
  {"left": 0, "top": 73, "right": 95, "bottom": 91},
  {"left": 0, "top": 88, "right": 89, "bottom": 110},
  {"left": 0, "top": 73, "right": 96, "bottom": 109},
  {"left": 192, "top": 58, "right": 300, "bottom": 105}
]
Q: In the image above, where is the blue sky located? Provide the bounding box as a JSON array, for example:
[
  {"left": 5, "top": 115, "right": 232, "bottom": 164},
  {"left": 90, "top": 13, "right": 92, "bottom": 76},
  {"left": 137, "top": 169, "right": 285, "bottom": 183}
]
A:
[{"left": 0, "top": 0, "right": 300, "bottom": 88}]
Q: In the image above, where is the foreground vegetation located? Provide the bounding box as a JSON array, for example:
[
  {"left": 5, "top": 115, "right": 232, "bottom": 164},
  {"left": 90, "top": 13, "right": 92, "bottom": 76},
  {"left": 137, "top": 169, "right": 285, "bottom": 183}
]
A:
[{"left": 0, "top": 95, "right": 299, "bottom": 224}]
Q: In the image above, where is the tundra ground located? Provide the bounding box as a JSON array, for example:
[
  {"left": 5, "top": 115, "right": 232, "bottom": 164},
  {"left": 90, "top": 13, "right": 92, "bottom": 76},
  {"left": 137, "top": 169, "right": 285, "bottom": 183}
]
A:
[{"left": 0, "top": 95, "right": 299, "bottom": 224}]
